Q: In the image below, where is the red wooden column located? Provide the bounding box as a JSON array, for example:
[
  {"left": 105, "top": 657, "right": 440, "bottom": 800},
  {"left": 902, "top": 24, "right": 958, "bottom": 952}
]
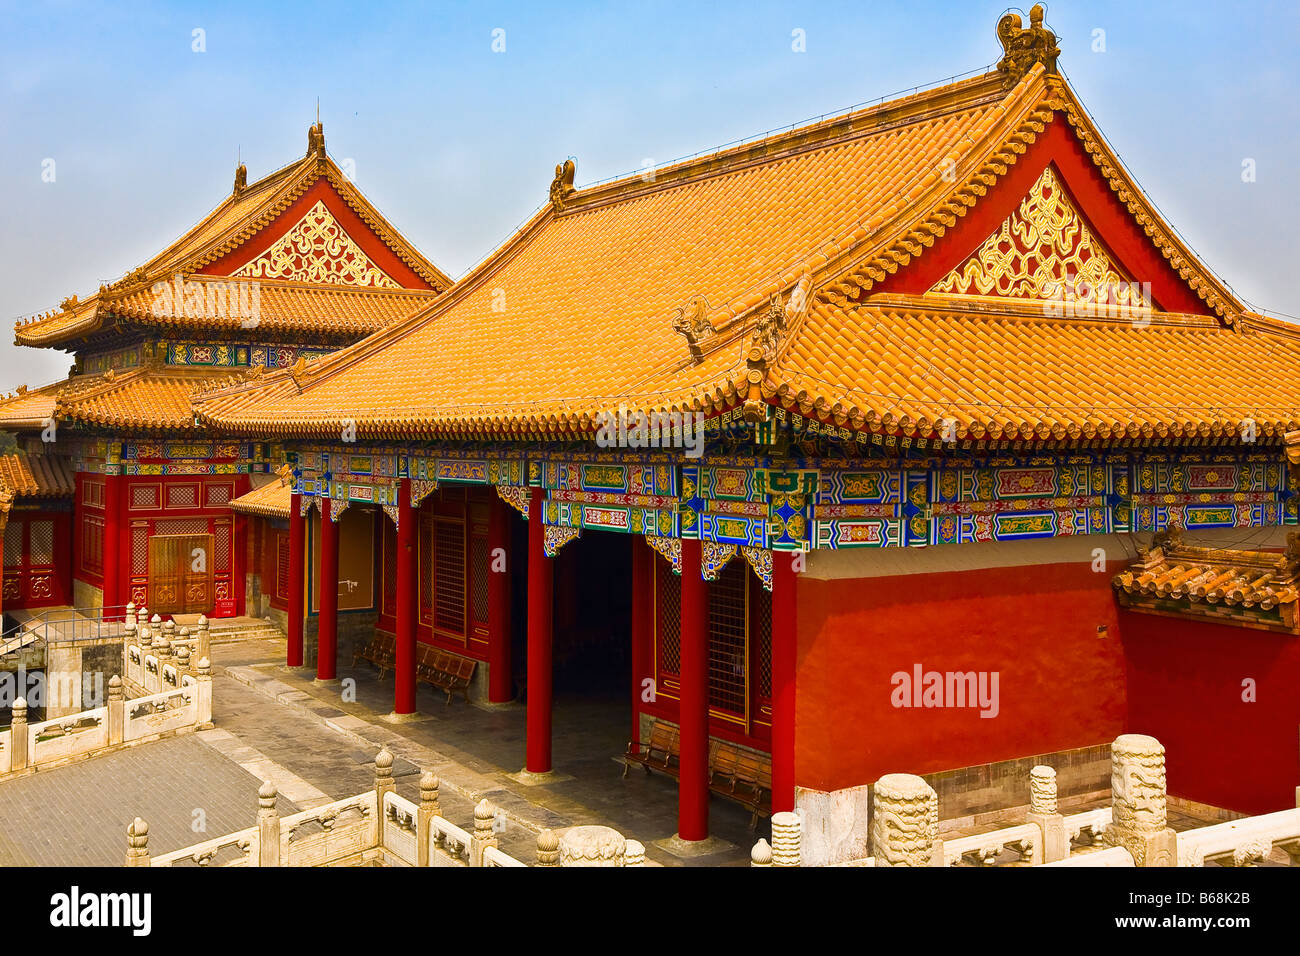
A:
[
  {"left": 678, "top": 537, "right": 710, "bottom": 841},
  {"left": 771, "top": 552, "right": 798, "bottom": 813},
  {"left": 393, "top": 480, "right": 417, "bottom": 714},
  {"left": 232, "top": 474, "right": 251, "bottom": 617},
  {"left": 101, "top": 472, "right": 124, "bottom": 619},
  {"left": 525, "top": 486, "right": 553, "bottom": 773},
  {"left": 487, "top": 492, "right": 512, "bottom": 703},
  {"left": 316, "top": 497, "right": 339, "bottom": 681},
  {"left": 629, "top": 535, "right": 651, "bottom": 753},
  {"left": 286, "top": 493, "right": 306, "bottom": 667}
]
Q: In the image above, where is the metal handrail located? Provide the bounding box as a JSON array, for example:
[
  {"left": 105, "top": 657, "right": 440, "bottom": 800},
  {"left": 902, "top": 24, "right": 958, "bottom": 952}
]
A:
[{"left": 0, "top": 605, "right": 140, "bottom": 657}]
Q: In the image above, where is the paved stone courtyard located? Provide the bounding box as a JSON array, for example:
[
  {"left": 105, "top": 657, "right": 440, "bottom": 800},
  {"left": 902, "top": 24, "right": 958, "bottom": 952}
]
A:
[
  {"left": 0, "top": 631, "right": 1248, "bottom": 867},
  {"left": 0, "top": 735, "right": 299, "bottom": 866},
  {"left": 0, "top": 634, "right": 756, "bottom": 866},
  {"left": 215, "top": 635, "right": 760, "bottom": 865}
]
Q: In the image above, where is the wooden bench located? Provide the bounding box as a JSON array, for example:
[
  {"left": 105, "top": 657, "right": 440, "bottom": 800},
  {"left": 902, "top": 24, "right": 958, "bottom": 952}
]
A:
[
  {"left": 415, "top": 645, "right": 477, "bottom": 704},
  {"left": 623, "top": 720, "right": 680, "bottom": 778},
  {"left": 353, "top": 632, "right": 396, "bottom": 679},
  {"left": 623, "top": 720, "right": 772, "bottom": 829},
  {"left": 708, "top": 740, "right": 773, "bottom": 829}
]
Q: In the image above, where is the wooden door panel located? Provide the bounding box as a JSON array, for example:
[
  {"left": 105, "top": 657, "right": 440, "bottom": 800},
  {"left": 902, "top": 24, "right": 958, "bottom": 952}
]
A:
[{"left": 148, "top": 533, "right": 214, "bottom": 614}]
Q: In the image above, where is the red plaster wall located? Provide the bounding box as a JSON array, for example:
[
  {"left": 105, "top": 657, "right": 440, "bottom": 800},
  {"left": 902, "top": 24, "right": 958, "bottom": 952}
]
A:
[
  {"left": 1123, "top": 611, "right": 1300, "bottom": 815},
  {"left": 795, "top": 561, "right": 1127, "bottom": 793}
]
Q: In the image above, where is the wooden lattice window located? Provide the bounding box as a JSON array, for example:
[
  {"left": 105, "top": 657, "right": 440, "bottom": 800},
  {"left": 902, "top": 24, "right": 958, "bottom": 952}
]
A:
[
  {"left": 753, "top": 582, "right": 772, "bottom": 701},
  {"left": 3, "top": 522, "right": 22, "bottom": 566},
  {"left": 81, "top": 515, "right": 104, "bottom": 576},
  {"left": 419, "top": 514, "right": 433, "bottom": 626},
  {"left": 469, "top": 532, "right": 489, "bottom": 625},
  {"left": 708, "top": 561, "right": 748, "bottom": 720},
  {"left": 433, "top": 517, "right": 466, "bottom": 638},
  {"left": 275, "top": 532, "right": 291, "bottom": 602},
  {"left": 655, "top": 560, "right": 681, "bottom": 676},
  {"left": 382, "top": 519, "right": 397, "bottom": 616},
  {"left": 28, "top": 521, "right": 53, "bottom": 567},
  {"left": 652, "top": 555, "right": 775, "bottom": 734}
]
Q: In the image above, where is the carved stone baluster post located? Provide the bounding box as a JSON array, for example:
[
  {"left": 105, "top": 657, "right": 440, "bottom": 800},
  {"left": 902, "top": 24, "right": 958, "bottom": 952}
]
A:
[
  {"left": 258, "top": 780, "right": 280, "bottom": 866},
  {"left": 536, "top": 829, "right": 560, "bottom": 867},
  {"left": 196, "top": 614, "right": 210, "bottom": 666},
  {"left": 107, "top": 676, "right": 124, "bottom": 747},
  {"left": 871, "top": 773, "right": 941, "bottom": 867},
  {"left": 625, "top": 839, "right": 645, "bottom": 867},
  {"left": 771, "top": 811, "right": 801, "bottom": 867},
  {"left": 1104, "top": 734, "right": 1177, "bottom": 866},
  {"left": 175, "top": 643, "right": 191, "bottom": 676},
  {"left": 1026, "top": 765, "right": 1066, "bottom": 862},
  {"left": 159, "top": 620, "right": 175, "bottom": 684},
  {"left": 750, "top": 839, "right": 772, "bottom": 867},
  {"left": 471, "top": 799, "right": 498, "bottom": 866},
  {"left": 374, "top": 748, "right": 396, "bottom": 808},
  {"left": 560, "top": 825, "right": 626, "bottom": 866},
  {"left": 194, "top": 658, "right": 213, "bottom": 729},
  {"left": 10, "top": 697, "right": 28, "bottom": 772},
  {"left": 121, "top": 612, "right": 135, "bottom": 678},
  {"left": 146, "top": 625, "right": 163, "bottom": 694},
  {"left": 417, "top": 772, "right": 439, "bottom": 867},
  {"left": 125, "top": 818, "right": 150, "bottom": 867}
]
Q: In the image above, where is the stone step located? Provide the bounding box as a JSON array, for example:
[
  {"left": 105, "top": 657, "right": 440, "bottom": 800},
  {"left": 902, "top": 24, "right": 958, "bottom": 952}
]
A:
[{"left": 208, "top": 624, "right": 285, "bottom": 644}]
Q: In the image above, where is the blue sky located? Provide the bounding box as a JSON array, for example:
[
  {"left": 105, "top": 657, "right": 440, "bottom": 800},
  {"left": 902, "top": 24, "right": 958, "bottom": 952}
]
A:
[{"left": 1, "top": 0, "right": 1297, "bottom": 385}]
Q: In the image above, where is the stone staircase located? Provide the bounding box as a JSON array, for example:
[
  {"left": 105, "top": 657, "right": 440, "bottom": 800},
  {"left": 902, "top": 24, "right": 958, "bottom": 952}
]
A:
[
  {"left": 170, "top": 614, "right": 286, "bottom": 645},
  {"left": 209, "top": 619, "right": 287, "bottom": 645}
]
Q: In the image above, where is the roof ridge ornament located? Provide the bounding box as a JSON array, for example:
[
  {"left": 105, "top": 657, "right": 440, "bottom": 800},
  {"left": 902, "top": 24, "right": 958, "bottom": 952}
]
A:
[
  {"left": 752, "top": 275, "right": 810, "bottom": 362},
  {"left": 233, "top": 162, "right": 248, "bottom": 197},
  {"left": 549, "top": 159, "right": 577, "bottom": 212},
  {"left": 673, "top": 295, "right": 714, "bottom": 362},
  {"left": 996, "top": 4, "right": 1060, "bottom": 89},
  {"left": 307, "top": 121, "right": 325, "bottom": 158}
]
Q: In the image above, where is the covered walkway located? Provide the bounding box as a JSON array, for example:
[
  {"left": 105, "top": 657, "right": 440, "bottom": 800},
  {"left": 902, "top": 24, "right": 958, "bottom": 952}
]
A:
[{"left": 221, "top": 636, "right": 758, "bottom": 865}]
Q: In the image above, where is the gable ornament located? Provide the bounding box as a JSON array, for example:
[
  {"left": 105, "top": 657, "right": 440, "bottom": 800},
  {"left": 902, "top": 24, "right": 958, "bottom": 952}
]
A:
[
  {"left": 549, "top": 159, "right": 577, "bottom": 212},
  {"left": 995, "top": 4, "right": 1060, "bottom": 89}
]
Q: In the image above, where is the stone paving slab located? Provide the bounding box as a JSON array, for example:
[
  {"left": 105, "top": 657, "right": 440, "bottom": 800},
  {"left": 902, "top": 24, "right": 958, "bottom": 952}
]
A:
[
  {"left": 207, "top": 670, "right": 537, "bottom": 861},
  {"left": 216, "top": 645, "right": 756, "bottom": 866},
  {"left": 0, "top": 735, "right": 299, "bottom": 867}
]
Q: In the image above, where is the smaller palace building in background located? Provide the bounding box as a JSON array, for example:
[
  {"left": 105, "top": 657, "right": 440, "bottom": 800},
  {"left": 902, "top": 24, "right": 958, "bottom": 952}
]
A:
[
  {"left": 0, "top": 124, "right": 448, "bottom": 620},
  {"left": 3, "top": 8, "right": 1300, "bottom": 847}
]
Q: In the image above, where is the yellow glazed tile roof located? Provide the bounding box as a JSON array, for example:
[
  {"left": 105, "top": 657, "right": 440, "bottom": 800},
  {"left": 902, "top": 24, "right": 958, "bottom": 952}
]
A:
[
  {"left": 229, "top": 467, "right": 293, "bottom": 518},
  {"left": 777, "top": 295, "right": 1300, "bottom": 441},
  {"left": 52, "top": 367, "right": 240, "bottom": 432},
  {"left": 0, "top": 380, "right": 64, "bottom": 430},
  {"left": 14, "top": 142, "right": 450, "bottom": 349},
  {"left": 0, "top": 451, "right": 75, "bottom": 498},
  {"left": 194, "top": 67, "right": 1278, "bottom": 443},
  {"left": 106, "top": 277, "right": 438, "bottom": 337}
]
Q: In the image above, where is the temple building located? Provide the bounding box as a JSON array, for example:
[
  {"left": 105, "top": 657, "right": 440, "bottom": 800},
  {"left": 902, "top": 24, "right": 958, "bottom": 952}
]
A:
[
  {"left": 0, "top": 123, "right": 448, "bottom": 621},
  {"left": 6, "top": 10, "right": 1300, "bottom": 845}
]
